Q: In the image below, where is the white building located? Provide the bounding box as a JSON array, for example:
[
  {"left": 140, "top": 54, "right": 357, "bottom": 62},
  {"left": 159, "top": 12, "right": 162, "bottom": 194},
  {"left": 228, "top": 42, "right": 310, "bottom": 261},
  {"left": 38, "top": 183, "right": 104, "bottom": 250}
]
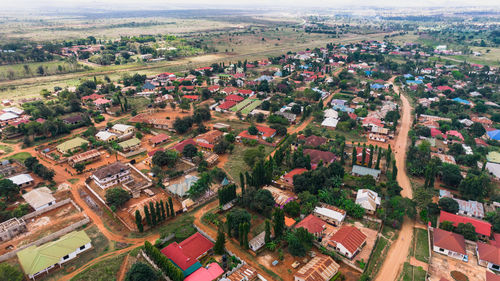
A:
[
  {"left": 313, "top": 204, "right": 346, "bottom": 226},
  {"left": 92, "top": 162, "right": 131, "bottom": 189},
  {"left": 355, "top": 189, "right": 381, "bottom": 214},
  {"left": 22, "top": 187, "right": 56, "bottom": 211},
  {"left": 432, "top": 228, "right": 468, "bottom": 262},
  {"left": 8, "top": 174, "right": 34, "bottom": 188}
]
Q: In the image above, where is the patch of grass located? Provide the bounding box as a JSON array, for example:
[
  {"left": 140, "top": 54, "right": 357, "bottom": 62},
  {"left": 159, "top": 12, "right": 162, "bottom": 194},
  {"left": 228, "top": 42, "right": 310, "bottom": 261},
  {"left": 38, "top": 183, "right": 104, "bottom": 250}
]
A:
[
  {"left": 0, "top": 145, "right": 14, "bottom": 154},
  {"left": 68, "top": 178, "right": 80, "bottom": 184},
  {"left": 158, "top": 215, "right": 196, "bottom": 242},
  {"left": 365, "top": 236, "right": 389, "bottom": 278},
  {"left": 304, "top": 122, "right": 365, "bottom": 143},
  {"left": 4, "top": 152, "right": 32, "bottom": 162},
  {"left": 399, "top": 262, "right": 426, "bottom": 281},
  {"left": 413, "top": 228, "right": 429, "bottom": 263},
  {"left": 70, "top": 253, "right": 127, "bottom": 281},
  {"left": 223, "top": 145, "right": 274, "bottom": 181}
]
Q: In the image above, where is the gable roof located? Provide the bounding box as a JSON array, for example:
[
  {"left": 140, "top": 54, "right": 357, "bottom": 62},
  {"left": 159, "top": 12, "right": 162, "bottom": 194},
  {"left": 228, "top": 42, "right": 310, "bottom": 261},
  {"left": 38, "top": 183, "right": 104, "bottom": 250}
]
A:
[
  {"left": 93, "top": 162, "right": 129, "bottom": 180},
  {"left": 118, "top": 137, "right": 141, "bottom": 149},
  {"left": 112, "top": 124, "right": 133, "bottom": 133},
  {"left": 477, "top": 242, "right": 500, "bottom": 265},
  {"left": 304, "top": 135, "right": 327, "bottom": 147},
  {"left": 17, "top": 230, "right": 91, "bottom": 276},
  {"left": 439, "top": 210, "right": 491, "bottom": 237},
  {"left": 150, "top": 133, "right": 170, "bottom": 144},
  {"left": 22, "top": 187, "right": 55, "bottom": 209},
  {"left": 329, "top": 225, "right": 367, "bottom": 254},
  {"left": 486, "top": 271, "right": 500, "bottom": 281},
  {"left": 172, "top": 139, "right": 197, "bottom": 153},
  {"left": 56, "top": 137, "right": 89, "bottom": 153},
  {"left": 352, "top": 165, "right": 381, "bottom": 179},
  {"left": 356, "top": 189, "right": 381, "bottom": 211},
  {"left": 303, "top": 149, "right": 336, "bottom": 165},
  {"left": 8, "top": 173, "right": 34, "bottom": 185},
  {"left": 161, "top": 232, "right": 213, "bottom": 272},
  {"left": 314, "top": 203, "right": 346, "bottom": 223},
  {"left": 294, "top": 254, "right": 339, "bottom": 281},
  {"left": 295, "top": 214, "right": 325, "bottom": 234},
  {"left": 283, "top": 168, "right": 308, "bottom": 181},
  {"left": 433, "top": 228, "right": 466, "bottom": 255}
]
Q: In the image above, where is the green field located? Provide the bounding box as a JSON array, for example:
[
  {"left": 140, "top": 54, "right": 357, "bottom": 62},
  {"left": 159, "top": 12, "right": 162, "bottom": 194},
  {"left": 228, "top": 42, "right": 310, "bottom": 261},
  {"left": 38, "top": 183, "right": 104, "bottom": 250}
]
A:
[
  {"left": 0, "top": 60, "right": 86, "bottom": 81},
  {"left": 241, "top": 99, "right": 263, "bottom": 115},
  {"left": 412, "top": 228, "right": 430, "bottom": 263},
  {"left": 4, "top": 152, "right": 32, "bottom": 162},
  {"left": 231, "top": 98, "right": 256, "bottom": 112},
  {"left": 223, "top": 145, "right": 274, "bottom": 181},
  {"left": 70, "top": 253, "right": 127, "bottom": 281},
  {"left": 398, "top": 262, "right": 427, "bottom": 281}
]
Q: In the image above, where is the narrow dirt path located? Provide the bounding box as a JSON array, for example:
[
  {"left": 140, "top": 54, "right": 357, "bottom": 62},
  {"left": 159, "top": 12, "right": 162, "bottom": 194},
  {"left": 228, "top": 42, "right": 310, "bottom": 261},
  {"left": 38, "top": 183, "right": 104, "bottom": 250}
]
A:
[
  {"left": 117, "top": 253, "right": 130, "bottom": 281},
  {"left": 374, "top": 77, "right": 415, "bottom": 281}
]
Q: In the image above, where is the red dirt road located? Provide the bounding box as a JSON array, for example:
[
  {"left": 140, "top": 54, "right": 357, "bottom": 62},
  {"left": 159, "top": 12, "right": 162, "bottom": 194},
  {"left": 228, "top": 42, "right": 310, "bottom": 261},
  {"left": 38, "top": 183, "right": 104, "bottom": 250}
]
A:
[{"left": 374, "top": 78, "right": 415, "bottom": 281}]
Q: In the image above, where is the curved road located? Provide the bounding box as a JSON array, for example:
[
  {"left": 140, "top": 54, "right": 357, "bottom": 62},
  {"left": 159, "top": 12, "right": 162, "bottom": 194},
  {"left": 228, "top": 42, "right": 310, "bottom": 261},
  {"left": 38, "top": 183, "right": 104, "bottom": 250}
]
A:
[{"left": 374, "top": 77, "right": 415, "bottom": 281}]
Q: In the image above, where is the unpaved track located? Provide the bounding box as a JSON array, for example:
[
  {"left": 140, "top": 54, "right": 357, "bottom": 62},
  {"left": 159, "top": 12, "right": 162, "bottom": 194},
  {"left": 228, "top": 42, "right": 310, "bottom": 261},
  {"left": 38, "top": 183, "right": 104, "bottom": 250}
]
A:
[{"left": 374, "top": 77, "right": 415, "bottom": 281}]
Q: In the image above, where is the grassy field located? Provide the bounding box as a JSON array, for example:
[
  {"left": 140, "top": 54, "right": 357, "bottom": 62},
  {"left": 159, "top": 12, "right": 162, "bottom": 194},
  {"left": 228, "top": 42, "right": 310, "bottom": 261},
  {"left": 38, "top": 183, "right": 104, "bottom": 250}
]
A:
[
  {"left": 70, "top": 253, "right": 127, "bottom": 281},
  {"left": 223, "top": 145, "right": 274, "bottom": 181},
  {"left": 231, "top": 98, "right": 256, "bottom": 112},
  {"left": 411, "top": 228, "right": 430, "bottom": 263},
  {"left": 0, "top": 144, "right": 14, "bottom": 154},
  {"left": 241, "top": 99, "right": 263, "bottom": 115},
  {"left": 0, "top": 60, "right": 85, "bottom": 81},
  {"left": 4, "top": 152, "right": 31, "bottom": 162},
  {"left": 398, "top": 262, "right": 427, "bottom": 281},
  {"left": 304, "top": 122, "right": 366, "bottom": 143}
]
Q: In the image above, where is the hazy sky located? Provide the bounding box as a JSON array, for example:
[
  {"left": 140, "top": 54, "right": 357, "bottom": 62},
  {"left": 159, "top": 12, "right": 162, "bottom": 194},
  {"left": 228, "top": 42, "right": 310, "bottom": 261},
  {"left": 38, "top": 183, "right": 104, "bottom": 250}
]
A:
[{"left": 4, "top": 0, "right": 499, "bottom": 11}]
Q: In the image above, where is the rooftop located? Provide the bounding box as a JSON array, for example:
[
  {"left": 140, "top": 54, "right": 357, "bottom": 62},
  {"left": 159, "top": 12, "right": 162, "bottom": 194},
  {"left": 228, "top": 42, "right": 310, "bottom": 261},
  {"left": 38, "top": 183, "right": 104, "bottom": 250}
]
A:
[
  {"left": 295, "top": 214, "right": 325, "bottom": 235},
  {"left": 433, "top": 228, "right": 466, "bottom": 255},
  {"left": 439, "top": 210, "right": 491, "bottom": 237},
  {"left": 22, "top": 187, "right": 55, "bottom": 210},
  {"left": 329, "top": 225, "right": 367, "bottom": 254}
]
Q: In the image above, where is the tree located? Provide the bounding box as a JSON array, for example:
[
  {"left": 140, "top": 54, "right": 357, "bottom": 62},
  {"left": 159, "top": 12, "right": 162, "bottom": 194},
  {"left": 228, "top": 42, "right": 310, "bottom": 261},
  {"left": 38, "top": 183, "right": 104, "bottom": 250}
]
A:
[
  {"left": 272, "top": 208, "right": 285, "bottom": 239},
  {"left": 265, "top": 220, "right": 271, "bottom": 243},
  {"left": 286, "top": 227, "right": 314, "bottom": 257},
  {"left": 149, "top": 202, "right": 157, "bottom": 226},
  {"left": 0, "top": 263, "right": 23, "bottom": 281},
  {"left": 182, "top": 144, "right": 198, "bottom": 158},
  {"left": 125, "top": 262, "right": 160, "bottom": 281},
  {"left": 283, "top": 201, "right": 301, "bottom": 218},
  {"left": 248, "top": 125, "right": 259, "bottom": 135},
  {"left": 456, "top": 223, "right": 477, "bottom": 241},
  {"left": 440, "top": 220, "right": 455, "bottom": 231},
  {"left": 213, "top": 227, "right": 226, "bottom": 255},
  {"left": 164, "top": 200, "right": 170, "bottom": 217},
  {"left": 226, "top": 209, "right": 251, "bottom": 238},
  {"left": 0, "top": 179, "right": 19, "bottom": 202},
  {"left": 352, "top": 145, "right": 356, "bottom": 167},
  {"left": 458, "top": 172, "right": 490, "bottom": 201},
  {"left": 291, "top": 104, "right": 301, "bottom": 115},
  {"left": 248, "top": 189, "right": 275, "bottom": 215},
  {"left": 160, "top": 200, "right": 166, "bottom": 221},
  {"left": 156, "top": 201, "right": 162, "bottom": 222},
  {"left": 470, "top": 122, "right": 486, "bottom": 137},
  {"left": 105, "top": 188, "right": 131, "bottom": 210},
  {"left": 440, "top": 164, "right": 462, "bottom": 188},
  {"left": 74, "top": 162, "right": 85, "bottom": 173},
  {"left": 368, "top": 145, "right": 374, "bottom": 168},
  {"left": 135, "top": 210, "right": 144, "bottom": 232},
  {"left": 239, "top": 172, "right": 245, "bottom": 196},
  {"left": 169, "top": 197, "right": 175, "bottom": 217},
  {"left": 144, "top": 205, "right": 152, "bottom": 226},
  {"left": 392, "top": 160, "right": 397, "bottom": 181},
  {"left": 152, "top": 150, "right": 178, "bottom": 168},
  {"left": 438, "top": 197, "right": 459, "bottom": 214}
]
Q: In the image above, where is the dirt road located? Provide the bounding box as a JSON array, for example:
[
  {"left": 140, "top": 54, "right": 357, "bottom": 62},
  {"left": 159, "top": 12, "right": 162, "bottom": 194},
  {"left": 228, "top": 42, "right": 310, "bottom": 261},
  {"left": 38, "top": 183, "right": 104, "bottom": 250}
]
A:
[{"left": 374, "top": 77, "right": 414, "bottom": 281}]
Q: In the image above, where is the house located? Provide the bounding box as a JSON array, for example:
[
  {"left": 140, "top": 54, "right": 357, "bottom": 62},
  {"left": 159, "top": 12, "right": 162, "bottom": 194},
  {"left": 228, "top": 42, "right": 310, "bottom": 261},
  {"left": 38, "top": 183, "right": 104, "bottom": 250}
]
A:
[
  {"left": 237, "top": 126, "right": 276, "bottom": 142},
  {"left": 313, "top": 203, "right": 346, "bottom": 226},
  {"left": 17, "top": 230, "right": 92, "bottom": 279},
  {"left": 328, "top": 225, "right": 367, "bottom": 259},
  {"left": 111, "top": 124, "right": 135, "bottom": 135},
  {"left": 22, "top": 187, "right": 56, "bottom": 211},
  {"left": 352, "top": 165, "right": 381, "bottom": 180},
  {"left": 321, "top": 117, "right": 338, "bottom": 129},
  {"left": 356, "top": 189, "right": 381, "bottom": 214},
  {"left": 95, "top": 131, "right": 118, "bottom": 142},
  {"left": 172, "top": 139, "right": 197, "bottom": 154},
  {"left": 432, "top": 228, "right": 468, "bottom": 261},
  {"left": 303, "top": 149, "right": 336, "bottom": 168},
  {"left": 486, "top": 162, "right": 500, "bottom": 180},
  {"left": 62, "top": 114, "right": 84, "bottom": 125},
  {"left": 439, "top": 211, "right": 492, "bottom": 239},
  {"left": 476, "top": 242, "right": 500, "bottom": 272},
  {"left": 168, "top": 175, "right": 199, "bottom": 198},
  {"left": 212, "top": 123, "right": 231, "bottom": 131},
  {"left": 249, "top": 231, "right": 266, "bottom": 252},
  {"left": 118, "top": 137, "right": 141, "bottom": 152},
  {"left": 282, "top": 168, "right": 308, "bottom": 186},
  {"left": 56, "top": 137, "right": 89, "bottom": 154},
  {"left": 303, "top": 135, "right": 327, "bottom": 147},
  {"left": 92, "top": 162, "right": 131, "bottom": 189},
  {"left": 0, "top": 160, "right": 17, "bottom": 177},
  {"left": 0, "top": 217, "right": 27, "bottom": 242},
  {"left": 195, "top": 130, "right": 223, "bottom": 151},
  {"left": 8, "top": 174, "right": 34, "bottom": 188},
  {"left": 225, "top": 94, "right": 245, "bottom": 102},
  {"left": 285, "top": 217, "right": 296, "bottom": 228},
  {"left": 161, "top": 232, "right": 214, "bottom": 277},
  {"left": 63, "top": 144, "right": 99, "bottom": 163},
  {"left": 455, "top": 199, "right": 485, "bottom": 219},
  {"left": 220, "top": 264, "right": 258, "bottom": 281},
  {"left": 149, "top": 133, "right": 170, "bottom": 147},
  {"left": 295, "top": 214, "right": 326, "bottom": 237},
  {"left": 487, "top": 130, "right": 500, "bottom": 141},
  {"left": 294, "top": 254, "right": 340, "bottom": 281},
  {"left": 486, "top": 271, "right": 500, "bottom": 281},
  {"left": 263, "top": 186, "right": 297, "bottom": 207},
  {"left": 185, "top": 263, "right": 224, "bottom": 281},
  {"left": 275, "top": 111, "right": 297, "bottom": 123}
]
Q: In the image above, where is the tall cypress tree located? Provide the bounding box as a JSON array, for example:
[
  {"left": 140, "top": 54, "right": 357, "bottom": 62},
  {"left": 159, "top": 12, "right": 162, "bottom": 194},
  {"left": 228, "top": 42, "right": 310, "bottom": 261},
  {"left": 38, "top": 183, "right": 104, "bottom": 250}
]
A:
[
  {"left": 165, "top": 200, "right": 170, "bottom": 217},
  {"left": 265, "top": 220, "right": 271, "bottom": 243},
  {"left": 135, "top": 210, "right": 143, "bottom": 232},
  {"left": 149, "top": 202, "right": 157, "bottom": 226},
  {"left": 144, "top": 205, "right": 152, "bottom": 226},
  {"left": 361, "top": 147, "right": 366, "bottom": 166},
  {"left": 392, "top": 160, "right": 398, "bottom": 181},
  {"left": 160, "top": 200, "right": 166, "bottom": 220},
  {"left": 168, "top": 197, "right": 175, "bottom": 217},
  {"left": 340, "top": 142, "right": 345, "bottom": 165},
  {"left": 238, "top": 223, "right": 244, "bottom": 246},
  {"left": 273, "top": 208, "right": 285, "bottom": 238},
  {"left": 375, "top": 148, "right": 382, "bottom": 170},
  {"left": 352, "top": 145, "right": 357, "bottom": 167},
  {"left": 368, "top": 145, "right": 374, "bottom": 168},
  {"left": 156, "top": 201, "right": 162, "bottom": 222},
  {"left": 243, "top": 222, "right": 249, "bottom": 249},
  {"left": 213, "top": 227, "right": 226, "bottom": 255}
]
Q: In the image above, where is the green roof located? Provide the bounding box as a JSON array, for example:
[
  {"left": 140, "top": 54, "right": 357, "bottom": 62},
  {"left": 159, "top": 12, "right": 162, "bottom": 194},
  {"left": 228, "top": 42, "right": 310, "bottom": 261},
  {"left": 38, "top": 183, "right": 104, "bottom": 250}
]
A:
[
  {"left": 487, "top": 151, "right": 500, "bottom": 164},
  {"left": 56, "top": 137, "right": 89, "bottom": 153},
  {"left": 17, "top": 230, "right": 91, "bottom": 276},
  {"left": 118, "top": 137, "right": 141, "bottom": 149}
]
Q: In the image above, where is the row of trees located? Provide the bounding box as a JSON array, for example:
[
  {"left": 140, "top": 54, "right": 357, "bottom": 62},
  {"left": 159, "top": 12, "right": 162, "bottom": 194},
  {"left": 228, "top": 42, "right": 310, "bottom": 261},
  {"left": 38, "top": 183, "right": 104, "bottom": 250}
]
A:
[
  {"left": 24, "top": 156, "right": 55, "bottom": 181},
  {"left": 218, "top": 184, "right": 237, "bottom": 206},
  {"left": 143, "top": 241, "right": 183, "bottom": 281},
  {"left": 135, "top": 198, "right": 175, "bottom": 232}
]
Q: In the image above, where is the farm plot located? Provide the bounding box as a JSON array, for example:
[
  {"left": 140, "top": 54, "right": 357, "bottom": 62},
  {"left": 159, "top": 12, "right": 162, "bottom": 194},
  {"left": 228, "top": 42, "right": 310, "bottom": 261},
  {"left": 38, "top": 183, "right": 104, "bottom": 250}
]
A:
[
  {"left": 241, "top": 99, "right": 263, "bottom": 115},
  {"left": 230, "top": 98, "right": 256, "bottom": 112}
]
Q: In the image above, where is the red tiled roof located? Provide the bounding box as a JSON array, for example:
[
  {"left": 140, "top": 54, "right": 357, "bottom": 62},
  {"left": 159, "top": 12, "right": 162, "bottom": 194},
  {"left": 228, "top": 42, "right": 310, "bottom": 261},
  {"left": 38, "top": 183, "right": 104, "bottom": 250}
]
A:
[
  {"left": 82, "top": 93, "right": 104, "bottom": 101},
  {"left": 362, "top": 117, "right": 383, "bottom": 128},
  {"left": 477, "top": 242, "right": 500, "bottom": 265},
  {"left": 150, "top": 133, "right": 170, "bottom": 144},
  {"left": 433, "top": 228, "right": 466, "bottom": 255},
  {"left": 238, "top": 89, "right": 254, "bottom": 95},
  {"left": 475, "top": 138, "right": 488, "bottom": 147},
  {"left": 238, "top": 130, "right": 259, "bottom": 140},
  {"left": 446, "top": 130, "right": 464, "bottom": 141},
  {"left": 219, "top": 101, "right": 237, "bottom": 110},
  {"left": 256, "top": 126, "right": 276, "bottom": 138},
  {"left": 439, "top": 210, "right": 491, "bottom": 237},
  {"left": 225, "top": 94, "right": 244, "bottom": 102},
  {"left": 160, "top": 232, "right": 214, "bottom": 271},
  {"left": 183, "top": 95, "right": 199, "bottom": 100},
  {"left": 283, "top": 168, "right": 308, "bottom": 181},
  {"left": 348, "top": 113, "right": 357, "bottom": 120},
  {"left": 196, "top": 142, "right": 214, "bottom": 149},
  {"left": 430, "top": 128, "right": 443, "bottom": 137},
  {"left": 208, "top": 85, "right": 220, "bottom": 92},
  {"left": 303, "top": 149, "right": 336, "bottom": 166},
  {"left": 486, "top": 271, "right": 500, "bottom": 281},
  {"left": 295, "top": 214, "right": 325, "bottom": 235},
  {"left": 329, "top": 225, "right": 367, "bottom": 255},
  {"left": 172, "top": 139, "right": 197, "bottom": 153},
  {"left": 147, "top": 148, "right": 164, "bottom": 157},
  {"left": 222, "top": 87, "right": 238, "bottom": 94},
  {"left": 94, "top": 98, "right": 111, "bottom": 105},
  {"left": 437, "top": 86, "right": 455, "bottom": 92},
  {"left": 304, "top": 135, "right": 327, "bottom": 147}
]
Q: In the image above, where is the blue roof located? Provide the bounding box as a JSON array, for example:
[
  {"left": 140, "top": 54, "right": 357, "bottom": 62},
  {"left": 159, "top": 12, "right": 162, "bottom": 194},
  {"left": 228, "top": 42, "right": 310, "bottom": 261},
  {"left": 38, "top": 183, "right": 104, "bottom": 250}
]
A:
[
  {"left": 452, "top": 98, "right": 470, "bottom": 105},
  {"left": 416, "top": 76, "right": 424, "bottom": 80},
  {"left": 332, "top": 104, "right": 354, "bottom": 113},
  {"left": 371, "top": 83, "right": 385, "bottom": 89},
  {"left": 406, "top": 80, "right": 423, "bottom": 85},
  {"left": 142, "top": 82, "right": 155, "bottom": 90},
  {"left": 488, "top": 130, "right": 500, "bottom": 141},
  {"left": 221, "top": 178, "right": 230, "bottom": 186},
  {"left": 404, "top": 74, "right": 413, "bottom": 78},
  {"left": 365, "top": 70, "right": 372, "bottom": 76}
]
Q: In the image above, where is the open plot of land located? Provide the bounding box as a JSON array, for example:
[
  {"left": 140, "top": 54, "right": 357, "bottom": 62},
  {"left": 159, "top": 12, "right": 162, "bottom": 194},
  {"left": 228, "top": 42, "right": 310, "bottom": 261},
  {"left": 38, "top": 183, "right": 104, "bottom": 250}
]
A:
[
  {"left": 305, "top": 121, "right": 366, "bottom": 143},
  {"left": 410, "top": 228, "right": 430, "bottom": 263},
  {"left": 398, "top": 262, "right": 427, "bottom": 281},
  {"left": 0, "top": 60, "right": 85, "bottom": 81},
  {"left": 223, "top": 144, "right": 274, "bottom": 181},
  {"left": 428, "top": 249, "right": 487, "bottom": 281},
  {"left": 0, "top": 201, "right": 86, "bottom": 255},
  {"left": 70, "top": 252, "right": 127, "bottom": 281}
]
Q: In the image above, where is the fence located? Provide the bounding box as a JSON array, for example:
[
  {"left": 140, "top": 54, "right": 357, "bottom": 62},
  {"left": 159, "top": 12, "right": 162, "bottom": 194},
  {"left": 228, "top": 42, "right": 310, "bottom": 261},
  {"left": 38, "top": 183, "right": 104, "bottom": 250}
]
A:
[
  {"left": 0, "top": 216, "right": 90, "bottom": 262},
  {"left": 140, "top": 250, "right": 171, "bottom": 281},
  {"left": 22, "top": 198, "right": 75, "bottom": 220}
]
